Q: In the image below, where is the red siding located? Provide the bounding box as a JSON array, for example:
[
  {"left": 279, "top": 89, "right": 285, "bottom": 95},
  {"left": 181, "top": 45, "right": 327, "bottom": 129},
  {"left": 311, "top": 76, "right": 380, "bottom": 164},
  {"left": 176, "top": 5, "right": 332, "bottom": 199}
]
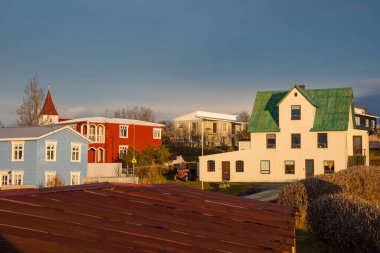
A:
[{"left": 73, "top": 121, "right": 162, "bottom": 163}]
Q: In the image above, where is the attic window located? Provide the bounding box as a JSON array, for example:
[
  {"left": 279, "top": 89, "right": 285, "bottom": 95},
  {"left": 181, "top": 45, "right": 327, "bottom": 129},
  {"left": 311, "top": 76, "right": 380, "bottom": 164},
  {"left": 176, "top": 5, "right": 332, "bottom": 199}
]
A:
[{"left": 294, "top": 92, "right": 298, "bottom": 97}]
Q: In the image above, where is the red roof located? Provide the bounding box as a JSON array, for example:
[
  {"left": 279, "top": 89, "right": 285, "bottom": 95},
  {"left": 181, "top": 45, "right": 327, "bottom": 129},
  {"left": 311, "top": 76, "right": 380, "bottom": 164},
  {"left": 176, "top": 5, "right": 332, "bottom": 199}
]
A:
[
  {"left": 0, "top": 183, "right": 296, "bottom": 253},
  {"left": 40, "top": 89, "right": 59, "bottom": 116}
]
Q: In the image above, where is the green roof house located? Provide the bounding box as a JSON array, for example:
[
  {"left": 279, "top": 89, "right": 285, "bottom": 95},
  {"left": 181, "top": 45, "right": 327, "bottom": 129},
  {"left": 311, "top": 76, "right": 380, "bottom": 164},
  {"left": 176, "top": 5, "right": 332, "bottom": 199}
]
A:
[{"left": 199, "top": 85, "right": 369, "bottom": 182}]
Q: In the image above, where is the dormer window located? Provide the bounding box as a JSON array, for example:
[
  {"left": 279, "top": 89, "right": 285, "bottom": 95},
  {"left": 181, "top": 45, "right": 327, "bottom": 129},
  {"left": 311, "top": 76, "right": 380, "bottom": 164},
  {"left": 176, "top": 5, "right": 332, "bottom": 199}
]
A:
[{"left": 291, "top": 105, "right": 301, "bottom": 120}]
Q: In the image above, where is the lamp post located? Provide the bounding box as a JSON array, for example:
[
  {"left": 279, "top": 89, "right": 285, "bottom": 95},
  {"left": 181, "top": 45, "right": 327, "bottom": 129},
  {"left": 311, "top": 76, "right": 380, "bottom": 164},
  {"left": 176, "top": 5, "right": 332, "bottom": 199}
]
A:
[{"left": 201, "top": 119, "right": 204, "bottom": 156}]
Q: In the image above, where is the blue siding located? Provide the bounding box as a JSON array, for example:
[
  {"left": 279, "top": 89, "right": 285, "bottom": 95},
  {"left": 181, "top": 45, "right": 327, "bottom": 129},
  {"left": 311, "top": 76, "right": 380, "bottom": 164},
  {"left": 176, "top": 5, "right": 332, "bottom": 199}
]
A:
[
  {"left": 0, "top": 140, "right": 38, "bottom": 185},
  {"left": 0, "top": 128, "right": 88, "bottom": 188}
]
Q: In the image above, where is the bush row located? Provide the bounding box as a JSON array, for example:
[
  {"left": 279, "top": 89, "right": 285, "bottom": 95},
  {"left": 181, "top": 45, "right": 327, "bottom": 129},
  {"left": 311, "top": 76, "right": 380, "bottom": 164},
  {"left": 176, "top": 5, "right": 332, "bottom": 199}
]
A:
[
  {"left": 134, "top": 165, "right": 171, "bottom": 184},
  {"left": 278, "top": 166, "right": 380, "bottom": 208},
  {"left": 307, "top": 193, "right": 380, "bottom": 253}
]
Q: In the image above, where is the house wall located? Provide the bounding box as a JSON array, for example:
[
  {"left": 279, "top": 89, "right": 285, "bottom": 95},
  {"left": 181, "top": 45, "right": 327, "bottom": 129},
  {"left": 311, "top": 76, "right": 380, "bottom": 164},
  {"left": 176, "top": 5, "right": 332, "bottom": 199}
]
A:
[
  {"left": 0, "top": 129, "right": 88, "bottom": 188},
  {"left": 199, "top": 88, "right": 369, "bottom": 182},
  {"left": 0, "top": 140, "right": 38, "bottom": 186},
  {"left": 74, "top": 122, "right": 162, "bottom": 163},
  {"left": 174, "top": 119, "right": 240, "bottom": 146}
]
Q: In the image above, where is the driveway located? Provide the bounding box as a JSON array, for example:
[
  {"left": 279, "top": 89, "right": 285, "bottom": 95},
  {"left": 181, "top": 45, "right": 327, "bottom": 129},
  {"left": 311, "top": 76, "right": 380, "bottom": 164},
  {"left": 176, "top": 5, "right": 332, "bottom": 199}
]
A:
[{"left": 243, "top": 183, "right": 288, "bottom": 202}]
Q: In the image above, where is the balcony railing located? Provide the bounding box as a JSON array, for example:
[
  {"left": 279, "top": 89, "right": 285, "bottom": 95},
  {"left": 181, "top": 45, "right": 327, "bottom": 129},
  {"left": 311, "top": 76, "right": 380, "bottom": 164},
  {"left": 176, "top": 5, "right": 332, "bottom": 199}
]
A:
[{"left": 88, "top": 135, "right": 105, "bottom": 143}]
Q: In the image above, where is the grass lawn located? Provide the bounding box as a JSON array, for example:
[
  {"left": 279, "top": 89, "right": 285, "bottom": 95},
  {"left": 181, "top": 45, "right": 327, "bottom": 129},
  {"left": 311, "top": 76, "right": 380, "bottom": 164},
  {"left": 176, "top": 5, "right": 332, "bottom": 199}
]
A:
[{"left": 166, "top": 179, "right": 257, "bottom": 195}]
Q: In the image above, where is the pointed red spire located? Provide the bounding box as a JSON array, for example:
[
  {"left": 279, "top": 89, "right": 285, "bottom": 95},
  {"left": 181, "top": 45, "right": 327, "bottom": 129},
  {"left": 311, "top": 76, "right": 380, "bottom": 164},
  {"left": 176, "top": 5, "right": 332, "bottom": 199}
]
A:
[{"left": 41, "top": 89, "right": 59, "bottom": 116}]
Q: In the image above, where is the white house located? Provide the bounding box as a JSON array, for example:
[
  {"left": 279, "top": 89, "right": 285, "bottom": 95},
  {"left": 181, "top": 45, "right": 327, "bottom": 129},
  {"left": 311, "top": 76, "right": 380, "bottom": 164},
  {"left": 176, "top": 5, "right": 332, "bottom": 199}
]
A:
[
  {"left": 174, "top": 111, "right": 244, "bottom": 147},
  {"left": 199, "top": 85, "right": 369, "bottom": 182}
]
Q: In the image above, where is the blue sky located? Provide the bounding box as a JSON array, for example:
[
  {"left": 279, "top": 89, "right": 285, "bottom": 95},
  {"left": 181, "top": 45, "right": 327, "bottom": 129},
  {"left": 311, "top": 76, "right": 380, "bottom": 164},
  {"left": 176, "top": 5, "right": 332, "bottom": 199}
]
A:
[{"left": 0, "top": 0, "right": 379, "bottom": 125}]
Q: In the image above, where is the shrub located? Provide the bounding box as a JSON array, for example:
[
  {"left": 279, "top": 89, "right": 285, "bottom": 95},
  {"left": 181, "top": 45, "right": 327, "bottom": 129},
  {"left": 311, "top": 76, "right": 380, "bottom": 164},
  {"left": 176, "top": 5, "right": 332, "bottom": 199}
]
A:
[
  {"left": 278, "top": 166, "right": 380, "bottom": 209},
  {"left": 134, "top": 165, "right": 171, "bottom": 184},
  {"left": 307, "top": 194, "right": 380, "bottom": 253}
]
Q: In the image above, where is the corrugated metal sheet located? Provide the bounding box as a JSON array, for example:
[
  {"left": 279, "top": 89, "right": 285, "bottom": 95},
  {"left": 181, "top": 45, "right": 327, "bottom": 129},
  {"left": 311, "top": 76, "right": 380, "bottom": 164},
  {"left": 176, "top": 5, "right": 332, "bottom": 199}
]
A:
[
  {"left": 0, "top": 125, "right": 66, "bottom": 139},
  {"left": 0, "top": 183, "right": 296, "bottom": 253},
  {"left": 249, "top": 86, "right": 355, "bottom": 133}
]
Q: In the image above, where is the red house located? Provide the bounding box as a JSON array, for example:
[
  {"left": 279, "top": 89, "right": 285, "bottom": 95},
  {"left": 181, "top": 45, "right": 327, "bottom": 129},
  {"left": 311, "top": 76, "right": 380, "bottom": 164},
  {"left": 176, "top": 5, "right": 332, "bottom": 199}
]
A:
[
  {"left": 58, "top": 117, "right": 163, "bottom": 163},
  {"left": 40, "top": 90, "right": 163, "bottom": 164}
]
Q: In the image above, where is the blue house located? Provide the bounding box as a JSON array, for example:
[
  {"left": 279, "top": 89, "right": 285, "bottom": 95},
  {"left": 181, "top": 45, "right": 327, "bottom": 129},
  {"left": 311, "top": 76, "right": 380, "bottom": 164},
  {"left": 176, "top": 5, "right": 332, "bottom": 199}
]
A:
[{"left": 0, "top": 125, "right": 90, "bottom": 188}]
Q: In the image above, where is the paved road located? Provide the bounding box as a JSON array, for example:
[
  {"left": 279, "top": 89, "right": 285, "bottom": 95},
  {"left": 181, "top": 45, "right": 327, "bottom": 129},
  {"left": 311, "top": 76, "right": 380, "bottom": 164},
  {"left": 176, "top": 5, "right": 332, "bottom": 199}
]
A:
[{"left": 244, "top": 183, "right": 288, "bottom": 202}]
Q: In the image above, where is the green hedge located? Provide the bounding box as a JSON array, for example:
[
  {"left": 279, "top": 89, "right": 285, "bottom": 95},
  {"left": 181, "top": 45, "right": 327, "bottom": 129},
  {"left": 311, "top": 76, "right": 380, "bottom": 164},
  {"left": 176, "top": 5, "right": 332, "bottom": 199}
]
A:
[{"left": 307, "top": 194, "right": 380, "bottom": 252}]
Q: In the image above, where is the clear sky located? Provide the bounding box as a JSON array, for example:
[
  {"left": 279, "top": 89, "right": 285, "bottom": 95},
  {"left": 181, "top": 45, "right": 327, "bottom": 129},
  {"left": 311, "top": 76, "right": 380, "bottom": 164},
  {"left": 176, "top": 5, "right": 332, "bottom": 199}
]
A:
[{"left": 0, "top": 0, "right": 379, "bottom": 126}]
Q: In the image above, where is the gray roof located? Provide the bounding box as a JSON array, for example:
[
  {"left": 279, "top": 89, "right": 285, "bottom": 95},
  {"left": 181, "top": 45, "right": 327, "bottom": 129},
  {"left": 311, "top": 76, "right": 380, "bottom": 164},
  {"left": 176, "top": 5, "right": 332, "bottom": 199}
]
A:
[{"left": 0, "top": 125, "right": 67, "bottom": 140}]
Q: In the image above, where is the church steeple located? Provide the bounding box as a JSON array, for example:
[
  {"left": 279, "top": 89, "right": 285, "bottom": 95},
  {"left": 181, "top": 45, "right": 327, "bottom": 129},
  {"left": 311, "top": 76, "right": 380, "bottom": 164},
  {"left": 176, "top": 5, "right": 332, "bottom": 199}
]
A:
[{"left": 39, "top": 88, "right": 59, "bottom": 125}]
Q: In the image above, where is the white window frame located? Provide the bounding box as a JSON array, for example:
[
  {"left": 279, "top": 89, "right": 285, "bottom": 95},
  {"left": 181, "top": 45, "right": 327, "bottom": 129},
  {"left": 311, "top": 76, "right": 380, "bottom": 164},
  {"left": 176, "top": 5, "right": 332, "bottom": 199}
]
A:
[
  {"left": 12, "top": 141, "right": 24, "bottom": 162},
  {"left": 45, "top": 141, "right": 57, "bottom": 162},
  {"left": 0, "top": 171, "right": 9, "bottom": 186},
  {"left": 71, "top": 143, "right": 81, "bottom": 162},
  {"left": 12, "top": 171, "right": 24, "bottom": 185},
  {"left": 70, "top": 171, "right": 81, "bottom": 185},
  {"left": 153, "top": 128, "right": 162, "bottom": 139},
  {"left": 45, "top": 171, "right": 57, "bottom": 187},
  {"left": 220, "top": 123, "right": 227, "bottom": 132},
  {"left": 120, "top": 125, "right": 129, "bottom": 138},
  {"left": 119, "top": 145, "right": 128, "bottom": 159},
  {"left": 97, "top": 148, "right": 105, "bottom": 162}
]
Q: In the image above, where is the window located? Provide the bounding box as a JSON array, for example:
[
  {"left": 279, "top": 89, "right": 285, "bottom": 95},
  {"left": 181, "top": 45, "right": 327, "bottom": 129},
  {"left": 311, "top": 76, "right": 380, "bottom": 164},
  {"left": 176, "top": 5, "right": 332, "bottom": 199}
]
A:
[
  {"left": 324, "top": 160, "right": 335, "bottom": 174},
  {"left": 366, "top": 119, "right": 369, "bottom": 127},
  {"left": 70, "top": 171, "right": 81, "bottom": 185},
  {"left": 46, "top": 141, "right": 57, "bottom": 161},
  {"left": 291, "top": 105, "right": 301, "bottom": 120},
  {"left": 291, "top": 134, "right": 301, "bottom": 148},
  {"left": 153, "top": 128, "right": 162, "bottom": 139},
  {"left": 119, "top": 145, "right": 128, "bottom": 159},
  {"left": 260, "top": 160, "right": 270, "bottom": 174},
  {"left": 12, "top": 171, "right": 24, "bottom": 185},
  {"left": 220, "top": 123, "right": 227, "bottom": 132},
  {"left": 12, "top": 141, "right": 24, "bottom": 161},
  {"left": 45, "top": 171, "right": 57, "bottom": 187},
  {"left": 1, "top": 172, "right": 8, "bottom": 186},
  {"left": 120, "top": 125, "right": 129, "bottom": 138},
  {"left": 285, "top": 161, "right": 295, "bottom": 174},
  {"left": 266, "top": 134, "right": 276, "bottom": 148},
  {"left": 236, "top": 160, "right": 244, "bottom": 172},
  {"left": 97, "top": 148, "right": 105, "bottom": 162},
  {"left": 71, "top": 143, "right": 81, "bottom": 162},
  {"left": 192, "top": 122, "right": 197, "bottom": 130},
  {"left": 213, "top": 123, "right": 217, "bottom": 133},
  {"left": 371, "top": 120, "right": 376, "bottom": 129},
  {"left": 355, "top": 116, "right": 360, "bottom": 126},
  {"left": 294, "top": 92, "right": 298, "bottom": 97},
  {"left": 177, "top": 123, "right": 184, "bottom": 129},
  {"left": 207, "top": 160, "right": 215, "bottom": 172},
  {"left": 317, "top": 133, "right": 328, "bottom": 148}
]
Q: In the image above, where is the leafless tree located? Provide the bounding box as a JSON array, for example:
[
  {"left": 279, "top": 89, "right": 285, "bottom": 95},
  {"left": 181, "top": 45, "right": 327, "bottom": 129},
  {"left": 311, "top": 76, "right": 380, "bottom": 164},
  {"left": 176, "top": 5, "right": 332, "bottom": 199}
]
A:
[
  {"left": 0, "top": 121, "right": 5, "bottom": 128},
  {"left": 236, "top": 110, "right": 250, "bottom": 140},
  {"left": 237, "top": 110, "right": 250, "bottom": 123},
  {"left": 16, "top": 74, "right": 45, "bottom": 126},
  {"left": 114, "top": 106, "right": 155, "bottom": 122}
]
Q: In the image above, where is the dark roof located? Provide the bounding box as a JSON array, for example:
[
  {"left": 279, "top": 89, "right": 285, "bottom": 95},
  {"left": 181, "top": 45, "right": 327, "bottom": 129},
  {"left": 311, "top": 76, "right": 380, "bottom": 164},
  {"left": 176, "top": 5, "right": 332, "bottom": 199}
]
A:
[
  {"left": 40, "top": 89, "right": 59, "bottom": 116},
  {"left": 0, "top": 125, "right": 66, "bottom": 140},
  {"left": 249, "top": 86, "right": 355, "bottom": 132},
  {"left": 0, "top": 183, "right": 296, "bottom": 253}
]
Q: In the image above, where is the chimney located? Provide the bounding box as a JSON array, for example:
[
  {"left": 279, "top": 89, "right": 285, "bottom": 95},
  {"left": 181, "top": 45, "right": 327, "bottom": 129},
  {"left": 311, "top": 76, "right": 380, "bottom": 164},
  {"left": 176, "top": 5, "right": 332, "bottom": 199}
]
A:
[{"left": 299, "top": 84, "right": 306, "bottom": 90}]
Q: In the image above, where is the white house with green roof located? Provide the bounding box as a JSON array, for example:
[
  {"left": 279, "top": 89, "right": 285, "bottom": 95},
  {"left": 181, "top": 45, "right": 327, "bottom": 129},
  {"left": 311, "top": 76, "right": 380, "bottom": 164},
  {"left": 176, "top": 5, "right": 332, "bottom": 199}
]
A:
[{"left": 199, "top": 85, "right": 369, "bottom": 182}]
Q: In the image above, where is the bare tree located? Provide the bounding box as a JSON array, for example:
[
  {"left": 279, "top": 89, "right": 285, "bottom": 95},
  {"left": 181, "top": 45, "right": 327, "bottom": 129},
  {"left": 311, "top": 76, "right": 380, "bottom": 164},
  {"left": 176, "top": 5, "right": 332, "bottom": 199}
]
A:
[
  {"left": 114, "top": 106, "right": 155, "bottom": 122},
  {"left": 237, "top": 110, "right": 250, "bottom": 123},
  {"left": 16, "top": 74, "right": 45, "bottom": 126},
  {"left": 236, "top": 110, "right": 250, "bottom": 140},
  {"left": 0, "top": 121, "right": 5, "bottom": 128}
]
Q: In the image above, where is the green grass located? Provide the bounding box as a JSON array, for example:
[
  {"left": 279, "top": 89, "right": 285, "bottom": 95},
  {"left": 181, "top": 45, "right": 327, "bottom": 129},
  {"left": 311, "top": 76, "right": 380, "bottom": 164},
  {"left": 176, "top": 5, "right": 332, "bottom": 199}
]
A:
[{"left": 166, "top": 180, "right": 257, "bottom": 195}]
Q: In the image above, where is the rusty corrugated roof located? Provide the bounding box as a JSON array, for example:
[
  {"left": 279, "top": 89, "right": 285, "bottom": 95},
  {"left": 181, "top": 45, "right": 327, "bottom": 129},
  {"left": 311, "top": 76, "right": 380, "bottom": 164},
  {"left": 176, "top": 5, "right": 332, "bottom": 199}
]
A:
[{"left": 0, "top": 183, "right": 296, "bottom": 253}]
